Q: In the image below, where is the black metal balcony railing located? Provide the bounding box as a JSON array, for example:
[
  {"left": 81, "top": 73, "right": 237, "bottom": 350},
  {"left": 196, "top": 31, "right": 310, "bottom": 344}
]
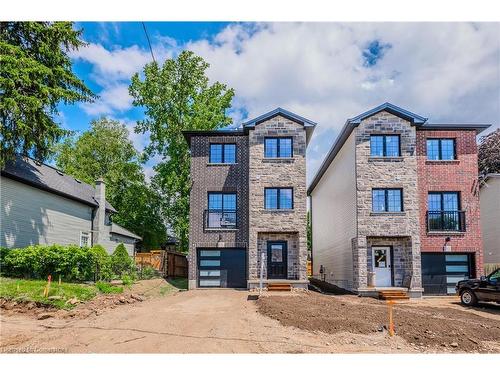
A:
[
  {"left": 427, "top": 210, "right": 466, "bottom": 232},
  {"left": 204, "top": 210, "right": 237, "bottom": 229}
]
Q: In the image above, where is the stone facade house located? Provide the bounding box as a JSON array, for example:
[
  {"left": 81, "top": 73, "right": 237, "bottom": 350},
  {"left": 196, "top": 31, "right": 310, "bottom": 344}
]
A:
[
  {"left": 1, "top": 156, "right": 141, "bottom": 255},
  {"left": 308, "top": 103, "right": 490, "bottom": 297},
  {"left": 184, "top": 108, "right": 315, "bottom": 290}
]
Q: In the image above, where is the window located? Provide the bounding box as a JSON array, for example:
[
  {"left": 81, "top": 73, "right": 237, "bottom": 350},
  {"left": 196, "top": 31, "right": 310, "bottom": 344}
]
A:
[
  {"left": 209, "top": 144, "right": 236, "bottom": 164},
  {"left": 427, "top": 192, "right": 464, "bottom": 231},
  {"left": 206, "top": 192, "right": 237, "bottom": 228},
  {"left": 80, "top": 231, "right": 91, "bottom": 247},
  {"left": 264, "top": 188, "right": 293, "bottom": 210},
  {"left": 264, "top": 137, "right": 293, "bottom": 158},
  {"left": 426, "top": 139, "right": 456, "bottom": 160},
  {"left": 372, "top": 189, "right": 403, "bottom": 212},
  {"left": 370, "top": 135, "right": 400, "bottom": 157}
]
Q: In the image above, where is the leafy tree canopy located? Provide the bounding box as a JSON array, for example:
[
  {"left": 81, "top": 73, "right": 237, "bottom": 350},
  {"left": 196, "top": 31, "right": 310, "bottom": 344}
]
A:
[
  {"left": 55, "top": 118, "right": 167, "bottom": 249},
  {"left": 478, "top": 129, "right": 500, "bottom": 177},
  {"left": 129, "top": 50, "right": 234, "bottom": 251},
  {"left": 0, "top": 21, "right": 95, "bottom": 166}
]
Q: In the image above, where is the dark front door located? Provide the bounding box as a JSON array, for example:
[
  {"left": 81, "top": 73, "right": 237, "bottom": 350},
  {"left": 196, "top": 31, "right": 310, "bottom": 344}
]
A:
[{"left": 267, "top": 241, "right": 287, "bottom": 279}]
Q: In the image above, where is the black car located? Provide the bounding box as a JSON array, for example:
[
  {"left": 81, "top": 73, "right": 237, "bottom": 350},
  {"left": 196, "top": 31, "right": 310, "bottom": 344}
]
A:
[{"left": 456, "top": 268, "right": 500, "bottom": 306}]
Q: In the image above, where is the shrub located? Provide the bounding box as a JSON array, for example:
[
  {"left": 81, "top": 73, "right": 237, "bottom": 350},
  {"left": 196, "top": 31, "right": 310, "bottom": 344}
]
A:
[
  {"left": 121, "top": 274, "right": 134, "bottom": 286},
  {"left": 111, "top": 243, "right": 135, "bottom": 277},
  {"left": 95, "top": 281, "right": 123, "bottom": 294},
  {"left": 0, "top": 247, "right": 11, "bottom": 270},
  {"left": 139, "top": 265, "right": 160, "bottom": 280},
  {"left": 88, "top": 245, "right": 112, "bottom": 281}
]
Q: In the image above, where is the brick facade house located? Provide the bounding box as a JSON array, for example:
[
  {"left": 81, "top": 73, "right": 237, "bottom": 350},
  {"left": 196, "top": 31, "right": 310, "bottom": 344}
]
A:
[
  {"left": 183, "top": 108, "right": 315, "bottom": 290},
  {"left": 308, "top": 103, "right": 489, "bottom": 297}
]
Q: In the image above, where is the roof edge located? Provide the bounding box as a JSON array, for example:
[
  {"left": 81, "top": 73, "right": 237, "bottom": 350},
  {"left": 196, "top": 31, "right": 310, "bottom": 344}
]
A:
[
  {"left": 242, "top": 107, "right": 317, "bottom": 127},
  {"left": 349, "top": 102, "right": 427, "bottom": 125}
]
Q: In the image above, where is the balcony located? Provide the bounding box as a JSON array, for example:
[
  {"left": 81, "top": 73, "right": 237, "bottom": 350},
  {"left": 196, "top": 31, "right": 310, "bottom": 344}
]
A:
[
  {"left": 426, "top": 210, "right": 466, "bottom": 232},
  {"left": 204, "top": 210, "right": 237, "bottom": 229}
]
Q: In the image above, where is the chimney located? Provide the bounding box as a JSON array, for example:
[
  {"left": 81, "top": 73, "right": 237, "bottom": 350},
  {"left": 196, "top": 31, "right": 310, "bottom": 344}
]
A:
[{"left": 94, "top": 178, "right": 106, "bottom": 245}]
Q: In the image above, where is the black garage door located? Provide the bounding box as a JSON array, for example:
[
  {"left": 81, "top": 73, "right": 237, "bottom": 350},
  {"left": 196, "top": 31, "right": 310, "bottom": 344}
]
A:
[
  {"left": 421, "top": 253, "right": 473, "bottom": 295},
  {"left": 197, "top": 248, "right": 246, "bottom": 288}
]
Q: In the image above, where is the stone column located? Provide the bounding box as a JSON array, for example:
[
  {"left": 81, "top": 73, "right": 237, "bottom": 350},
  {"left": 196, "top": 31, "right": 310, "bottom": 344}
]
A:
[{"left": 352, "top": 236, "right": 368, "bottom": 290}]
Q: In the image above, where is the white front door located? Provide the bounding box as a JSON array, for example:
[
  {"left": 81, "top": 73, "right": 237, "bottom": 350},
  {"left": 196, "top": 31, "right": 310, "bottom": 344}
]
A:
[{"left": 372, "top": 247, "right": 392, "bottom": 287}]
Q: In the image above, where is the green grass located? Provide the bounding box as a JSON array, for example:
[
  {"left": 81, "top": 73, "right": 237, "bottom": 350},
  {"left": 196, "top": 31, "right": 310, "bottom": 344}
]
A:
[
  {"left": 95, "top": 281, "right": 123, "bottom": 294},
  {"left": 166, "top": 277, "right": 188, "bottom": 290},
  {"left": 0, "top": 277, "right": 96, "bottom": 309}
]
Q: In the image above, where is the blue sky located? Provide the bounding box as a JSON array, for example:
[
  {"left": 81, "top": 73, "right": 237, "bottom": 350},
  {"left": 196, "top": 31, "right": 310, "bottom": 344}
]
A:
[{"left": 62, "top": 22, "right": 500, "bottom": 181}]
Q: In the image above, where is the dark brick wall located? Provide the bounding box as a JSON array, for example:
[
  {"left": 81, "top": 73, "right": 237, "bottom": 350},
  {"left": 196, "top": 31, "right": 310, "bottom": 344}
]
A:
[
  {"left": 416, "top": 129, "right": 483, "bottom": 277},
  {"left": 187, "top": 134, "right": 249, "bottom": 284}
]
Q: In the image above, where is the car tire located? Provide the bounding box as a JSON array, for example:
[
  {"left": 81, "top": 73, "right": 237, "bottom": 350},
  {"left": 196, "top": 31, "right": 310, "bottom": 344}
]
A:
[{"left": 460, "top": 289, "right": 477, "bottom": 306}]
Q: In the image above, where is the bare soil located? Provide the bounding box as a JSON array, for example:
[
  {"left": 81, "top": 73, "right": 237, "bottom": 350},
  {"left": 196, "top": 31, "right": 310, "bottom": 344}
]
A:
[
  {"left": 1, "top": 283, "right": 499, "bottom": 353},
  {"left": 257, "top": 292, "right": 500, "bottom": 353}
]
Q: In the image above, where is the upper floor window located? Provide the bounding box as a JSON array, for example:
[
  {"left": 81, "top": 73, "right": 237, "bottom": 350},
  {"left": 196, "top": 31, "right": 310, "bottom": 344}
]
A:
[
  {"left": 265, "top": 188, "right": 293, "bottom": 210},
  {"left": 372, "top": 188, "right": 403, "bottom": 212},
  {"left": 427, "top": 192, "right": 464, "bottom": 232},
  {"left": 209, "top": 143, "right": 236, "bottom": 164},
  {"left": 426, "top": 139, "right": 455, "bottom": 160},
  {"left": 370, "top": 135, "right": 400, "bottom": 157},
  {"left": 264, "top": 137, "right": 293, "bottom": 158},
  {"left": 206, "top": 192, "right": 237, "bottom": 228}
]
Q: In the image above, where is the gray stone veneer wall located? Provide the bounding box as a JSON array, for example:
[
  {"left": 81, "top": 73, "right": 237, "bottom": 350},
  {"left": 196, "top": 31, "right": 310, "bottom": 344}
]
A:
[
  {"left": 248, "top": 115, "right": 308, "bottom": 283},
  {"left": 256, "top": 232, "right": 300, "bottom": 279},
  {"left": 187, "top": 134, "right": 249, "bottom": 288},
  {"left": 353, "top": 111, "right": 422, "bottom": 293}
]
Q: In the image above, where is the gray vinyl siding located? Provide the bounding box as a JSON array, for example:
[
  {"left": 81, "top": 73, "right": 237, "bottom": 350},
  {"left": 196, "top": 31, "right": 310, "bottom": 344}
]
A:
[
  {"left": 1, "top": 177, "right": 93, "bottom": 248},
  {"left": 480, "top": 177, "right": 500, "bottom": 264},
  {"left": 98, "top": 232, "right": 136, "bottom": 256},
  {"left": 311, "top": 132, "right": 357, "bottom": 290}
]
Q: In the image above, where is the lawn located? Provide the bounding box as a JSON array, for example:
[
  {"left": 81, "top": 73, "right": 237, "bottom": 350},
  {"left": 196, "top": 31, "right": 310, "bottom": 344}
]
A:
[
  {"left": 0, "top": 277, "right": 120, "bottom": 309},
  {"left": 166, "top": 277, "right": 188, "bottom": 290}
]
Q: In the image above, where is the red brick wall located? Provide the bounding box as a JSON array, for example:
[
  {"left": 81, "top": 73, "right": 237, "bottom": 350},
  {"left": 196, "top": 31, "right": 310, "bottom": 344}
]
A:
[{"left": 416, "top": 129, "right": 483, "bottom": 277}]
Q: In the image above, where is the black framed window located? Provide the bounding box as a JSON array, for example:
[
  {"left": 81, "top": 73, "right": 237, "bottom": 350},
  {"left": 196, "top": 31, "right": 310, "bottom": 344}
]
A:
[
  {"left": 209, "top": 144, "right": 236, "bottom": 164},
  {"left": 372, "top": 188, "right": 403, "bottom": 212},
  {"left": 426, "top": 139, "right": 456, "bottom": 160},
  {"left": 264, "top": 137, "right": 293, "bottom": 158},
  {"left": 427, "top": 192, "right": 463, "bottom": 232},
  {"left": 370, "top": 135, "right": 400, "bottom": 157},
  {"left": 206, "top": 192, "right": 237, "bottom": 228},
  {"left": 264, "top": 188, "right": 293, "bottom": 210}
]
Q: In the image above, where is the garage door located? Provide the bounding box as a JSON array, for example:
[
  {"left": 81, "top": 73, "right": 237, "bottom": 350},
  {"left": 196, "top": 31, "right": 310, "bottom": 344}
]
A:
[
  {"left": 197, "top": 248, "right": 246, "bottom": 288},
  {"left": 421, "top": 253, "right": 473, "bottom": 295}
]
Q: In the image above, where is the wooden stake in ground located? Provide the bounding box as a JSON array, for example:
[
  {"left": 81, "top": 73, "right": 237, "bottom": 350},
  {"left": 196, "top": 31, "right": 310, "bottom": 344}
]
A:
[
  {"left": 44, "top": 275, "right": 52, "bottom": 297},
  {"left": 58, "top": 275, "right": 61, "bottom": 285},
  {"left": 387, "top": 300, "right": 395, "bottom": 336}
]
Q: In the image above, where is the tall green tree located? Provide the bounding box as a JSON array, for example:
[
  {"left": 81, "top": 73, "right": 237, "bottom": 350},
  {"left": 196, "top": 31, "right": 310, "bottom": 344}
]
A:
[
  {"left": 129, "top": 51, "right": 234, "bottom": 251},
  {"left": 478, "top": 129, "right": 500, "bottom": 177},
  {"left": 55, "top": 118, "right": 167, "bottom": 249},
  {"left": 0, "top": 22, "right": 95, "bottom": 166}
]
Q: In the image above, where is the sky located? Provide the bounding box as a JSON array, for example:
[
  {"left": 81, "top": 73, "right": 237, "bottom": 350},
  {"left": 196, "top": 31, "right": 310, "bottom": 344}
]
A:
[{"left": 62, "top": 22, "right": 500, "bottom": 182}]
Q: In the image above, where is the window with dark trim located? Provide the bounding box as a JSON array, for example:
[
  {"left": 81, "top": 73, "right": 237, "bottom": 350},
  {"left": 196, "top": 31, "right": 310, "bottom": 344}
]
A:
[
  {"left": 427, "top": 192, "right": 464, "bottom": 231},
  {"left": 264, "top": 137, "right": 293, "bottom": 158},
  {"left": 209, "top": 143, "right": 236, "bottom": 164},
  {"left": 206, "top": 192, "right": 237, "bottom": 228},
  {"left": 264, "top": 188, "right": 293, "bottom": 210},
  {"left": 370, "top": 135, "right": 400, "bottom": 157},
  {"left": 372, "top": 188, "right": 403, "bottom": 212},
  {"left": 426, "top": 139, "right": 456, "bottom": 160}
]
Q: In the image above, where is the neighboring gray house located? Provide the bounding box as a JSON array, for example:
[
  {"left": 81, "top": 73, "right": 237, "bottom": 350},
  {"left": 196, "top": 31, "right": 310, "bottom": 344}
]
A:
[
  {"left": 184, "top": 108, "right": 315, "bottom": 290},
  {"left": 480, "top": 173, "right": 500, "bottom": 266},
  {"left": 1, "top": 156, "right": 141, "bottom": 255}
]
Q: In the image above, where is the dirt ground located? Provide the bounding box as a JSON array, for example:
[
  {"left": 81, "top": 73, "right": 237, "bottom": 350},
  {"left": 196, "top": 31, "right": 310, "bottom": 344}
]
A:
[{"left": 1, "top": 281, "right": 499, "bottom": 353}]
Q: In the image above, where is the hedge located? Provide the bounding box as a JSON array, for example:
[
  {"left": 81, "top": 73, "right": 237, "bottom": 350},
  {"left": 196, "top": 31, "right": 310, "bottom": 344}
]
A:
[{"left": 0, "top": 243, "right": 134, "bottom": 282}]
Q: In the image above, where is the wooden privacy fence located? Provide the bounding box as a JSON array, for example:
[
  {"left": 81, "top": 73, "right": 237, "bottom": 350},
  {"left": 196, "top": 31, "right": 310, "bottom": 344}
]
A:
[{"left": 135, "top": 250, "right": 188, "bottom": 278}]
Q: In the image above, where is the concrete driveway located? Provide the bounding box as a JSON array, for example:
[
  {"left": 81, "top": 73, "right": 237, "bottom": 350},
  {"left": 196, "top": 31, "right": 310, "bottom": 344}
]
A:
[{"left": 0, "top": 288, "right": 412, "bottom": 353}]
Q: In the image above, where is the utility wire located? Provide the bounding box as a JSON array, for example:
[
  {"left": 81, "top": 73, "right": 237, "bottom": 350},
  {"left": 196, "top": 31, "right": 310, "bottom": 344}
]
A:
[{"left": 142, "top": 22, "right": 156, "bottom": 63}]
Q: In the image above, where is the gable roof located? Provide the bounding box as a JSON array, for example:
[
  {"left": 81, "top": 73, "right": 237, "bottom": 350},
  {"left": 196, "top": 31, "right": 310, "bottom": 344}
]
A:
[
  {"left": 307, "top": 103, "right": 491, "bottom": 195},
  {"left": 347, "top": 102, "right": 428, "bottom": 125},
  {"left": 242, "top": 107, "right": 317, "bottom": 127},
  {"left": 1, "top": 155, "right": 117, "bottom": 213}
]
